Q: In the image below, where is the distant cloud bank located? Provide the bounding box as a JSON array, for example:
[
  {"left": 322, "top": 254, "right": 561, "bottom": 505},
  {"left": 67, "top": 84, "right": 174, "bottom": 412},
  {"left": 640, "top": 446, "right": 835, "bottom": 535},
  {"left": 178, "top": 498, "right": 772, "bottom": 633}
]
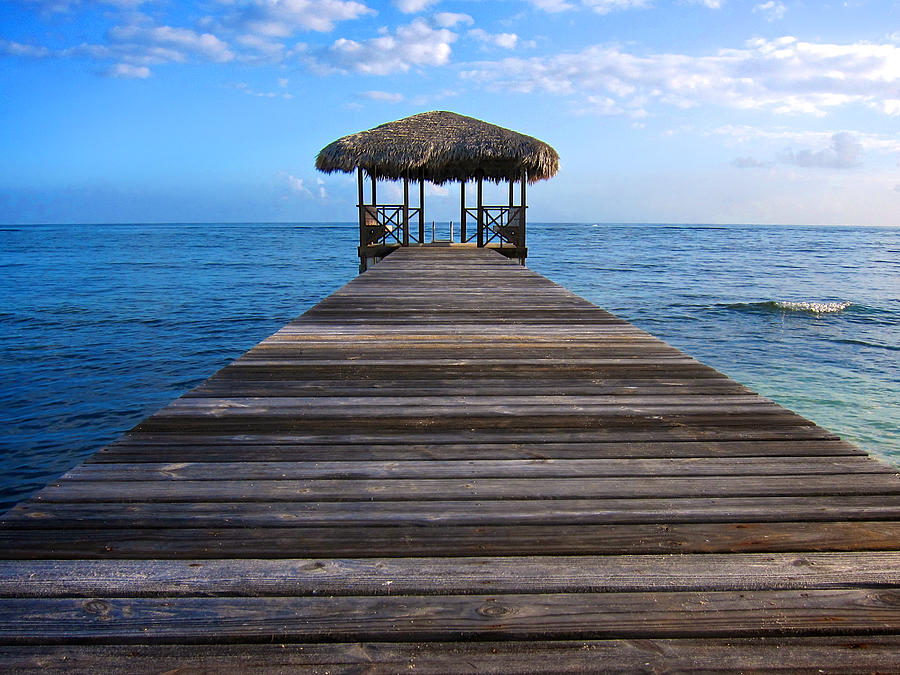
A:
[{"left": 462, "top": 37, "right": 900, "bottom": 118}]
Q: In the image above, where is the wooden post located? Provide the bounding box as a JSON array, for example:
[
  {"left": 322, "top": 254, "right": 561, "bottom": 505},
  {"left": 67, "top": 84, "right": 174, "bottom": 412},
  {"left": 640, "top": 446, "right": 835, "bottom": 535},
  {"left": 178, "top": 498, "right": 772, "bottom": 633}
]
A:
[
  {"left": 520, "top": 170, "right": 527, "bottom": 265},
  {"left": 371, "top": 172, "right": 377, "bottom": 207},
  {"left": 418, "top": 169, "right": 425, "bottom": 244},
  {"left": 507, "top": 179, "right": 514, "bottom": 250},
  {"left": 476, "top": 173, "right": 484, "bottom": 248},
  {"left": 460, "top": 181, "right": 466, "bottom": 243},
  {"left": 357, "top": 167, "right": 366, "bottom": 272},
  {"left": 403, "top": 176, "right": 409, "bottom": 246}
]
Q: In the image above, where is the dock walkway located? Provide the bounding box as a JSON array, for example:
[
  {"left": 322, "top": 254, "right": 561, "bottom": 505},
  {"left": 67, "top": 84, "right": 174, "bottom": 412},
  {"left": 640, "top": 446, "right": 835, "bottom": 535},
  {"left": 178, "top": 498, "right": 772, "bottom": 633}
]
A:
[{"left": 2, "top": 247, "right": 900, "bottom": 671}]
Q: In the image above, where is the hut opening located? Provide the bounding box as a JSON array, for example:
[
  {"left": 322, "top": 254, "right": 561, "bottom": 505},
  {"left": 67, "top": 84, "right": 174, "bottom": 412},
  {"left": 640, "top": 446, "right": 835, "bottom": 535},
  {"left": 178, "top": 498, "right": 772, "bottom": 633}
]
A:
[{"left": 316, "top": 111, "right": 559, "bottom": 271}]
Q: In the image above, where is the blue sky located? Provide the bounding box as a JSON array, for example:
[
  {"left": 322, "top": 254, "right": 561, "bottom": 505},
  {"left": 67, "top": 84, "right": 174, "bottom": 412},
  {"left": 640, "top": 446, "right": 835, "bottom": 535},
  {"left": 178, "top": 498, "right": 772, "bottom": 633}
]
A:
[{"left": 2, "top": 0, "right": 899, "bottom": 225}]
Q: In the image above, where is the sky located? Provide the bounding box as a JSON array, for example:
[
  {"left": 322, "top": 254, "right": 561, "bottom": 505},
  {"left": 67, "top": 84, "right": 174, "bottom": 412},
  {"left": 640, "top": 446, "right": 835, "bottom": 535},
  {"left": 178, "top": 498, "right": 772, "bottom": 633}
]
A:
[{"left": 1, "top": 0, "right": 899, "bottom": 225}]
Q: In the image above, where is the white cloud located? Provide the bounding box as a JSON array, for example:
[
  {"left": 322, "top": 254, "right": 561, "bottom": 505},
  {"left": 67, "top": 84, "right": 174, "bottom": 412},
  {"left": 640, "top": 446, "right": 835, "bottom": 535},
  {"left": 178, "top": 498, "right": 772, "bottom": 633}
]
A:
[
  {"left": 20, "top": 0, "right": 146, "bottom": 14},
  {"left": 426, "top": 183, "right": 449, "bottom": 196},
  {"left": 231, "top": 81, "right": 293, "bottom": 98},
  {"left": 108, "top": 24, "right": 234, "bottom": 63},
  {"left": 361, "top": 90, "right": 405, "bottom": 102},
  {"left": 469, "top": 29, "right": 518, "bottom": 50},
  {"left": 712, "top": 125, "right": 900, "bottom": 157},
  {"left": 21, "top": 0, "right": 79, "bottom": 12},
  {"left": 526, "top": 0, "right": 574, "bottom": 10},
  {"left": 314, "top": 18, "right": 455, "bottom": 74},
  {"left": 724, "top": 129, "right": 885, "bottom": 171},
  {"left": 582, "top": 0, "right": 650, "bottom": 13},
  {"left": 781, "top": 132, "right": 863, "bottom": 169},
  {"left": 753, "top": 1, "right": 786, "bottom": 21},
  {"left": 107, "top": 62, "right": 151, "bottom": 78},
  {"left": 462, "top": 37, "right": 900, "bottom": 117},
  {"left": 686, "top": 0, "right": 722, "bottom": 8},
  {"left": 577, "top": 94, "right": 647, "bottom": 118},
  {"left": 0, "top": 40, "right": 51, "bottom": 58},
  {"left": 393, "top": 0, "right": 438, "bottom": 13},
  {"left": 286, "top": 174, "right": 312, "bottom": 195},
  {"left": 235, "top": 33, "right": 285, "bottom": 58},
  {"left": 433, "top": 12, "right": 473, "bottom": 28},
  {"left": 223, "top": 0, "right": 374, "bottom": 38},
  {"left": 580, "top": 95, "right": 623, "bottom": 116},
  {"left": 880, "top": 99, "right": 900, "bottom": 115},
  {"left": 3, "top": 20, "right": 235, "bottom": 76},
  {"left": 525, "top": 0, "right": 650, "bottom": 13},
  {"left": 732, "top": 156, "right": 773, "bottom": 168}
]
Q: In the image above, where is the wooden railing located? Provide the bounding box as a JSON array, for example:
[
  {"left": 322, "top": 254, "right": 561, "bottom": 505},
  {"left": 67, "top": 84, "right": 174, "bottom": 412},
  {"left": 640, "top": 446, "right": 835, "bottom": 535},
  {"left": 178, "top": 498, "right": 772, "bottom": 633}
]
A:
[
  {"left": 361, "top": 205, "right": 423, "bottom": 247},
  {"left": 359, "top": 201, "right": 526, "bottom": 270},
  {"left": 463, "top": 206, "right": 524, "bottom": 248},
  {"left": 356, "top": 168, "right": 528, "bottom": 271}
]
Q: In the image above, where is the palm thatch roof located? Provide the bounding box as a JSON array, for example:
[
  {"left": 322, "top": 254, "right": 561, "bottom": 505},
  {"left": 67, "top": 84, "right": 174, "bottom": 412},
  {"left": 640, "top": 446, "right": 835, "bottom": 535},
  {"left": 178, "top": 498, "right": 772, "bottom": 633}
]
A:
[{"left": 316, "top": 111, "right": 559, "bottom": 184}]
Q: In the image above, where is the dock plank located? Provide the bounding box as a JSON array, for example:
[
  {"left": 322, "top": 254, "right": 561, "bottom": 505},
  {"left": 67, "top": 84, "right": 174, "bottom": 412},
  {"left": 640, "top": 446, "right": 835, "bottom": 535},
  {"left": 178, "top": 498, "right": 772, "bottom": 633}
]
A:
[
  {"left": 4, "top": 553, "right": 900, "bottom": 597},
  {"left": 2, "top": 589, "right": 900, "bottom": 644},
  {"left": 8, "top": 497, "right": 900, "bottom": 529},
  {"left": 3, "top": 639, "right": 900, "bottom": 674},
  {"left": 26, "top": 474, "right": 900, "bottom": 502},
  {"left": 61, "top": 456, "right": 895, "bottom": 481},
  {"left": 5, "top": 521, "right": 900, "bottom": 559}
]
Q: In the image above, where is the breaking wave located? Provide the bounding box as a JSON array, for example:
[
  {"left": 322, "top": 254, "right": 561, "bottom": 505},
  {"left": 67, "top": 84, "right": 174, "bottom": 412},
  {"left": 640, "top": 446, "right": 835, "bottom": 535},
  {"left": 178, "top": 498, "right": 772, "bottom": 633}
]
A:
[{"left": 726, "top": 300, "right": 852, "bottom": 315}]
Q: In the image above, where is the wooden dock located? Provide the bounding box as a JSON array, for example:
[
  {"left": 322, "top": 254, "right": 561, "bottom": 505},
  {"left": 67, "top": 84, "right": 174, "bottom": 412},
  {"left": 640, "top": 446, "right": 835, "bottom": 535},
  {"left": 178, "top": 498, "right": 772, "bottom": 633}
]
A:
[{"left": 2, "top": 246, "right": 899, "bottom": 672}]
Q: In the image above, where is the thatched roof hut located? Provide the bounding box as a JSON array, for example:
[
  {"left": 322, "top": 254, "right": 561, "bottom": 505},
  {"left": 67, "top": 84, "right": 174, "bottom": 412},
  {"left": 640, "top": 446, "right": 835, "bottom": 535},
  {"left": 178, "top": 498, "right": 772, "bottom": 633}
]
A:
[{"left": 316, "top": 111, "right": 559, "bottom": 184}]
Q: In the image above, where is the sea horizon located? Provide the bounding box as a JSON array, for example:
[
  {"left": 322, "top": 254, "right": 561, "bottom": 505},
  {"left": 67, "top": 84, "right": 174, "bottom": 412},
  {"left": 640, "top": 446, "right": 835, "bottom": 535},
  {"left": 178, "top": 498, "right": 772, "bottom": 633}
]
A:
[{"left": 4, "top": 221, "right": 900, "bottom": 229}]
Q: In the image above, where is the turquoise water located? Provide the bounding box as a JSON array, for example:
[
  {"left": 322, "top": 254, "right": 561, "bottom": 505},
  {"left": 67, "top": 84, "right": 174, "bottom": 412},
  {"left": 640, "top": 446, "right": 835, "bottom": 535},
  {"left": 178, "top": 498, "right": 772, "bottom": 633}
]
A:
[{"left": 1, "top": 223, "right": 898, "bottom": 512}]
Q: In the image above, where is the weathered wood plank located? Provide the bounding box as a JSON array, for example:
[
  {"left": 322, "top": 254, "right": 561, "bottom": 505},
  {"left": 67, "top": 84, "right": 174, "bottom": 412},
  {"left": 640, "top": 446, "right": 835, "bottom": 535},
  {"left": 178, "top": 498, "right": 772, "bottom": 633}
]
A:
[
  {"left": 4, "top": 638, "right": 900, "bottom": 674},
  {"left": 106, "top": 428, "right": 846, "bottom": 448},
  {"left": 2, "top": 589, "right": 899, "bottom": 644},
  {"left": 3, "top": 522, "right": 900, "bottom": 558},
  {"left": 162, "top": 394, "right": 776, "bottom": 408},
  {"left": 147, "top": 401, "right": 793, "bottom": 419},
  {"left": 187, "top": 380, "right": 755, "bottom": 398},
  {"left": 133, "top": 413, "right": 819, "bottom": 434},
  {"left": 62, "top": 456, "right": 895, "bottom": 482},
  {"left": 3, "top": 553, "right": 899, "bottom": 598},
  {"left": 92, "top": 437, "right": 861, "bottom": 463},
  {"left": 8, "top": 496, "right": 900, "bottom": 529},
  {"left": 28, "top": 474, "right": 900, "bottom": 503}
]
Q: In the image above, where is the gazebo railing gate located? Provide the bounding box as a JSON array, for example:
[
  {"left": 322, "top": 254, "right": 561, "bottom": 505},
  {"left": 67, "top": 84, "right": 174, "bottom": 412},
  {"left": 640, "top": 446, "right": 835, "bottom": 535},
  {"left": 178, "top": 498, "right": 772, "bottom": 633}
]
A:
[
  {"left": 460, "top": 171, "right": 527, "bottom": 265},
  {"left": 358, "top": 168, "right": 528, "bottom": 271}
]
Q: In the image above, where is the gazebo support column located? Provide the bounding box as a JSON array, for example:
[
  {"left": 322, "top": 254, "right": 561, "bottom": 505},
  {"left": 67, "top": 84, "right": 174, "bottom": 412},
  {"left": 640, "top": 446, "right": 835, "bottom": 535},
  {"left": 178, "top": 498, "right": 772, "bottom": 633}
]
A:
[
  {"left": 460, "top": 181, "right": 466, "bottom": 243},
  {"left": 476, "top": 174, "right": 484, "bottom": 248},
  {"left": 418, "top": 170, "right": 425, "bottom": 244},
  {"left": 403, "top": 176, "right": 409, "bottom": 246},
  {"left": 520, "top": 170, "right": 527, "bottom": 265},
  {"left": 357, "top": 168, "right": 366, "bottom": 272},
  {"left": 508, "top": 180, "right": 514, "bottom": 252}
]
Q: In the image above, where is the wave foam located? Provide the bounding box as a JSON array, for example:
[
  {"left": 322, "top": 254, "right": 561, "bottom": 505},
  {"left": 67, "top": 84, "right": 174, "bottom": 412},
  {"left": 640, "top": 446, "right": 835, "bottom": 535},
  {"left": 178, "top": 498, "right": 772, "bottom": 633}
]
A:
[
  {"left": 773, "top": 300, "right": 851, "bottom": 314},
  {"left": 725, "top": 300, "right": 852, "bottom": 315}
]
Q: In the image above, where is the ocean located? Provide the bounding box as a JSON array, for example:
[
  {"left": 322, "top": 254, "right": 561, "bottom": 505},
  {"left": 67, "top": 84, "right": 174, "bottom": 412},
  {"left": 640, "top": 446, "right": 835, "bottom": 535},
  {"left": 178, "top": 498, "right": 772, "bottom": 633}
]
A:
[{"left": 1, "top": 223, "right": 898, "bottom": 513}]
